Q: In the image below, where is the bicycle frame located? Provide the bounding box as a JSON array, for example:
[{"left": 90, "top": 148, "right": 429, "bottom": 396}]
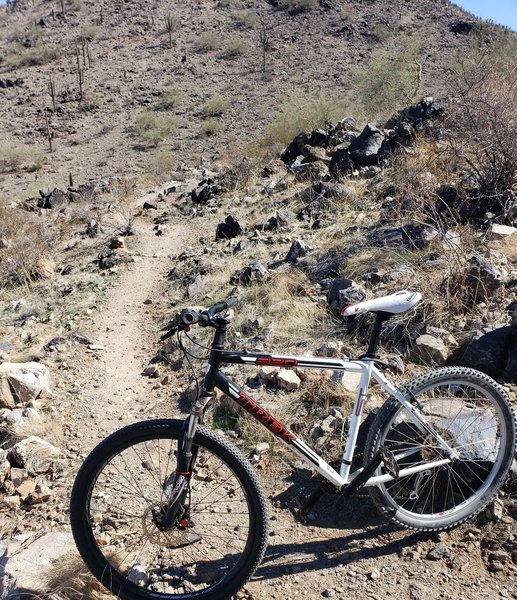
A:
[{"left": 194, "top": 348, "right": 457, "bottom": 491}]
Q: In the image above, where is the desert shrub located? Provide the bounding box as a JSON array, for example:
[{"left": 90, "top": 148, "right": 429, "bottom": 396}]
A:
[
  {"left": 132, "top": 111, "right": 178, "bottom": 149},
  {"left": 233, "top": 10, "right": 258, "bottom": 29},
  {"left": 5, "top": 43, "right": 60, "bottom": 68},
  {"left": 0, "top": 206, "right": 54, "bottom": 287},
  {"left": 196, "top": 31, "right": 222, "bottom": 52},
  {"left": 445, "top": 55, "right": 517, "bottom": 214},
  {"left": 370, "top": 22, "right": 394, "bottom": 41},
  {"left": 148, "top": 149, "right": 176, "bottom": 180},
  {"left": 280, "top": 0, "right": 318, "bottom": 12},
  {"left": 82, "top": 90, "right": 102, "bottom": 109},
  {"left": 263, "top": 91, "right": 351, "bottom": 153},
  {"left": 201, "top": 118, "right": 222, "bottom": 136},
  {"left": 350, "top": 36, "right": 424, "bottom": 118},
  {"left": 221, "top": 37, "right": 249, "bottom": 58},
  {"left": 157, "top": 87, "right": 182, "bottom": 110},
  {"left": 202, "top": 95, "right": 229, "bottom": 117},
  {"left": 81, "top": 25, "right": 101, "bottom": 41},
  {"left": 0, "top": 143, "right": 47, "bottom": 173}
]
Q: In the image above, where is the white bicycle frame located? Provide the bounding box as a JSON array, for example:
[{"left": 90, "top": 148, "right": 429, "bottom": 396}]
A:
[{"left": 214, "top": 352, "right": 459, "bottom": 491}]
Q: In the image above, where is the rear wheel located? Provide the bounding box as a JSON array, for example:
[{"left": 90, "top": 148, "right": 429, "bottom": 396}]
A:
[
  {"left": 365, "top": 367, "right": 516, "bottom": 530},
  {"left": 70, "top": 419, "right": 269, "bottom": 600}
]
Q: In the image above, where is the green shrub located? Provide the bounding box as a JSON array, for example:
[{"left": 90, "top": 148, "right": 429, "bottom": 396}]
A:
[
  {"left": 158, "top": 87, "right": 182, "bottom": 110},
  {"left": 0, "top": 143, "right": 47, "bottom": 173},
  {"left": 202, "top": 95, "right": 229, "bottom": 117},
  {"left": 264, "top": 91, "right": 351, "bottom": 150},
  {"left": 133, "top": 111, "right": 178, "bottom": 149},
  {"left": 5, "top": 43, "right": 60, "bottom": 68},
  {"left": 350, "top": 35, "right": 424, "bottom": 117},
  {"left": 148, "top": 149, "right": 176, "bottom": 180},
  {"left": 201, "top": 119, "right": 222, "bottom": 136}
]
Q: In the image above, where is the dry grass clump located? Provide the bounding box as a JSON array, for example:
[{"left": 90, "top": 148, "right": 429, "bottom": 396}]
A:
[
  {"left": 147, "top": 148, "right": 176, "bottom": 181},
  {"left": 201, "top": 118, "right": 223, "bottom": 136},
  {"left": 280, "top": 0, "right": 318, "bottom": 12},
  {"left": 196, "top": 31, "right": 222, "bottom": 52},
  {"left": 157, "top": 87, "right": 182, "bottom": 110},
  {"left": 0, "top": 142, "right": 47, "bottom": 173},
  {"left": 42, "top": 554, "right": 116, "bottom": 599},
  {"left": 0, "top": 206, "right": 55, "bottom": 287},
  {"left": 132, "top": 111, "right": 178, "bottom": 149},
  {"left": 233, "top": 10, "right": 258, "bottom": 29},
  {"left": 221, "top": 37, "right": 249, "bottom": 59},
  {"left": 232, "top": 270, "right": 328, "bottom": 347},
  {"left": 261, "top": 91, "right": 351, "bottom": 156},
  {"left": 201, "top": 95, "right": 230, "bottom": 117},
  {"left": 5, "top": 43, "right": 60, "bottom": 68},
  {"left": 1, "top": 411, "right": 63, "bottom": 447}
]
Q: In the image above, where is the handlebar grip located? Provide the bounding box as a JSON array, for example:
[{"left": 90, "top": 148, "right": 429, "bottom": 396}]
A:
[
  {"left": 181, "top": 309, "right": 199, "bottom": 325},
  {"left": 160, "top": 327, "right": 176, "bottom": 341},
  {"left": 207, "top": 297, "right": 238, "bottom": 317}
]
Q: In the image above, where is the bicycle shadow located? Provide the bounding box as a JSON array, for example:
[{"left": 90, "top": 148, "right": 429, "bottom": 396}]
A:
[{"left": 254, "top": 479, "right": 430, "bottom": 582}]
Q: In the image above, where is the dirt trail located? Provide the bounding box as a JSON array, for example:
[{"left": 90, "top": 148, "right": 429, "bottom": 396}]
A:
[{"left": 72, "top": 196, "right": 191, "bottom": 444}]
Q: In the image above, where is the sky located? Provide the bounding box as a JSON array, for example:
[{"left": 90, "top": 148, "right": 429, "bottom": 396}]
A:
[
  {"left": 452, "top": 0, "right": 517, "bottom": 31},
  {"left": 0, "top": 0, "right": 515, "bottom": 30}
]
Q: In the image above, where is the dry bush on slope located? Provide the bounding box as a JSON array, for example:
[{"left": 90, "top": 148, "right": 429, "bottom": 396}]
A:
[
  {"left": 445, "top": 56, "right": 517, "bottom": 215},
  {"left": 0, "top": 206, "right": 55, "bottom": 287}
]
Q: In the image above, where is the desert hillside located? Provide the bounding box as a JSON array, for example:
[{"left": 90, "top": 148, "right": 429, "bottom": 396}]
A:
[{"left": 0, "top": 1, "right": 516, "bottom": 599}]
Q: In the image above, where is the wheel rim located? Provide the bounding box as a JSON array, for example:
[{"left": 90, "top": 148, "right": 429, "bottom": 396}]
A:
[
  {"left": 377, "top": 378, "right": 508, "bottom": 522},
  {"left": 84, "top": 435, "right": 254, "bottom": 597}
]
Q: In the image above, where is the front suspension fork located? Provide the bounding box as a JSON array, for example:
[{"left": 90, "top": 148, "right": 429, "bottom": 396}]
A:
[{"left": 159, "top": 393, "right": 212, "bottom": 529}]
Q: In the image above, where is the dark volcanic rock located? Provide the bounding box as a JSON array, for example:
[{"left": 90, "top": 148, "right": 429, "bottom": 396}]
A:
[
  {"left": 348, "top": 124, "right": 387, "bottom": 166},
  {"left": 215, "top": 216, "right": 246, "bottom": 240},
  {"left": 230, "top": 262, "right": 269, "bottom": 285},
  {"left": 327, "top": 278, "right": 366, "bottom": 312},
  {"left": 458, "top": 326, "right": 517, "bottom": 382},
  {"left": 190, "top": 178, "right": 220, "bottom": 204}
]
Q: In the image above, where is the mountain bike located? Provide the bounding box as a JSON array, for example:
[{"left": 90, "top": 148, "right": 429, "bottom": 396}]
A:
[{"left": 70, "top": 291, "right": 516, "bottom": 600}]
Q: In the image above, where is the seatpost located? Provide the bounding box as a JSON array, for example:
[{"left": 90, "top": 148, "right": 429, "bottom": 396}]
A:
[{"left": 365, "top": 312, "right": 390, "bottom": 359}]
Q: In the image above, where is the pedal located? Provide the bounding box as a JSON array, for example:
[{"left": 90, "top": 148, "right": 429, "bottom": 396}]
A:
[
  {"left": 380, "top": 446, "right": 400, "bottom": 479},
  {"left": 298, "top": 485, "right": 325, "bottom": 516},
  {"left": 341, "top": 451, "right": 383, "bottom": 498}
]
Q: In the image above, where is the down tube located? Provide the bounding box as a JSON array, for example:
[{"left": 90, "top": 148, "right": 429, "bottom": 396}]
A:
[{"left": 214, "top": 371, "right": 345, "bottom": 487}]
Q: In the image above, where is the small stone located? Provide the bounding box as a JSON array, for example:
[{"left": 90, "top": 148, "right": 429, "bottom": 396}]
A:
[
  {"left": 141, "top": 365, "right": 160, "bottom": 378},
  {"left": 3, "top": 495, "right": 21, "bottom": 509},
  {"left": 276, "top": 369, "right": 301, "bottom": 391},
  {"left": 255, "top": 442, "right": 270, "bottom": 455},
  {"left": 426, "top": 543, "right": 450, "bottom": 560},
  {"left": 9, "top": 436, "right": 60, "bottom": 475},
  {"left": 87, "top": 344, "right": 106, "bottom": 351},
  {"left": 368, "top": 568, "right": 381, "bottom": 580}
]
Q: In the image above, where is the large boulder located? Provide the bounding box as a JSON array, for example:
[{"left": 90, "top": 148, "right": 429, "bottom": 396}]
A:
[
  {"left": 458, "top": 326, "right": 517, "bottom": 382},
  {"left": 215, "top": 216, "right": 247, "bottom": 241},
  {"left": 348, "top": 123, "right": 392, "bottom": 166},
  {"left": 413, "top": 335, "right": 448, "bottom": 366},
  {"left": 0, "top": 363, "right": 52, "bottom": 405},
  {"left": 9, "top": 436, "right": 60, "bottom": 475},
  {"left": 327, "top": 279, "right": 366, "bottom": 313}
]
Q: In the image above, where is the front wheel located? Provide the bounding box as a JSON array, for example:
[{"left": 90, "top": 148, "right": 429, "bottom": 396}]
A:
[
  {"left": 70, "top": 420, "right": 269, "bottom": 600},
  {"left": 365, "top": 367, "right": 516, "bottom": 531}
]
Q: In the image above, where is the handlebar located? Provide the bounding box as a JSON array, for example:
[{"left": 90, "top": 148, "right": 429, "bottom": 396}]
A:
[{"left": 160, "top": 297, "right": 237, "bottom": 341}]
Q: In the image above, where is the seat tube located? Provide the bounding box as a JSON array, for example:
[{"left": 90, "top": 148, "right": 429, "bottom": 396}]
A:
[{"left": 339, "top": 360, "right": 374, "bottom": 480}]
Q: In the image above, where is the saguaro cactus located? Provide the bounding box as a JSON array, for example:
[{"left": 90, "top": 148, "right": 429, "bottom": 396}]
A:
[{"left": 48, "top": 75, "right": 57, "bottom": 112}]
